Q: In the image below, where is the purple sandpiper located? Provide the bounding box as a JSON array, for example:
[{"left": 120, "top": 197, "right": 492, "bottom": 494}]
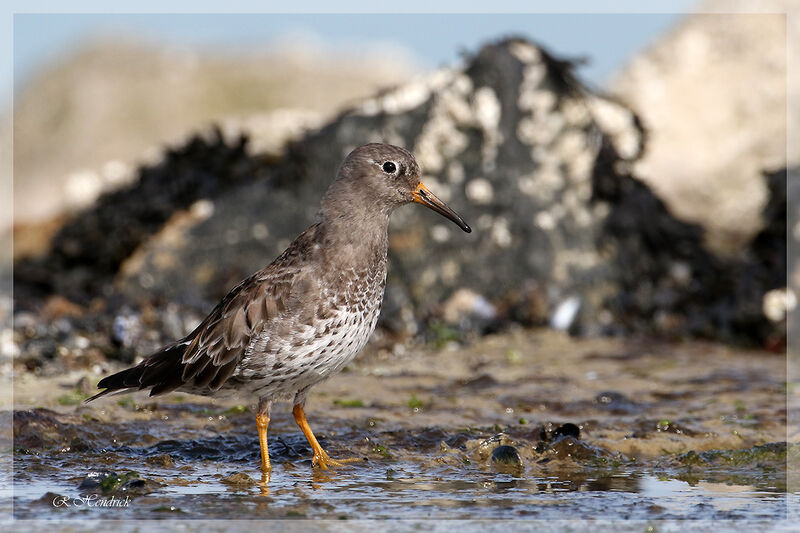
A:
[{"left": 88, "top": 143, "right": 471, "bottom": 479}]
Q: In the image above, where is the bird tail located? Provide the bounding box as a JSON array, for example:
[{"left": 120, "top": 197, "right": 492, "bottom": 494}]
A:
[{"left": 85, "top": 342, "right": 189, "bottom": 403}]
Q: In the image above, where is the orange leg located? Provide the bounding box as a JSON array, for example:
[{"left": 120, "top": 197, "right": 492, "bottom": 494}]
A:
[
  {"left": 292, "top": 404, "right": 359, "bottom": 469},
  {"left": 255, "top": 413, "right": 271, "bottom": 479}
]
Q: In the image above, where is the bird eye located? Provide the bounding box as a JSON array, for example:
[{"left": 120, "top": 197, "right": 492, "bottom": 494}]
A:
[{"left": 382, "top": 161, "right": 397, "bottom": 174}]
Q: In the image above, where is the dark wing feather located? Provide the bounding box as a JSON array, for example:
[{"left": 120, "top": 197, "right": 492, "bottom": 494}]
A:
[{"left": 86, "top": 223, "right": 324, "bottom": 402}]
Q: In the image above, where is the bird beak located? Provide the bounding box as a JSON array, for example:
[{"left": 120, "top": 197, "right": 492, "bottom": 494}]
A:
[{"left": 411, "top": 182, "right": 472, "bottom": 233}]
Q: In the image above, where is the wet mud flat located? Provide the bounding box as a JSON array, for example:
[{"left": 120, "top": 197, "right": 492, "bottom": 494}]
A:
[{"left": 8, "top": 329, "right": 798, "bottom": 521}]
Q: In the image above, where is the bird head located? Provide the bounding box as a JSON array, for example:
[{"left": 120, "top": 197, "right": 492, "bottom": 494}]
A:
[{"left": 328, "top": 143, "right": 471, "bottom": 233}]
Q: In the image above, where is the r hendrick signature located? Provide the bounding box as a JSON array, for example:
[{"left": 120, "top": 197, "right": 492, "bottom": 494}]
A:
[{"left": 52, "top": 494, "right": 131, "bottom": 508}]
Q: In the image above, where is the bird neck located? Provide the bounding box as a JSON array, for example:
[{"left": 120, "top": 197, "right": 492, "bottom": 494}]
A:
[{"left": 318, "top": 207, "right": 390, "bottom": 271}]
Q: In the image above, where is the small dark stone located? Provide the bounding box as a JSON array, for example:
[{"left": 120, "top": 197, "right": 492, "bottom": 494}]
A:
[
  {"left": 122, "top": 479, "right": 145, "bottom": 490},
  {"left": 78, "top": 469, "right": 161, "bottom": 495},
  {"left": 552, "top": 423, "right": 580, "bottom": 439},
  {"left": 78, "top": 469, "right": 113, "bottom": 491},
  {"left": 119, "top": 477, "right": 163, "bottom": 496},
  {"left": 491, "top": 444, "right": 523, "bottom": 474},
  {"left": 491, "top": 445, "right": 522, "bottom": 466}
]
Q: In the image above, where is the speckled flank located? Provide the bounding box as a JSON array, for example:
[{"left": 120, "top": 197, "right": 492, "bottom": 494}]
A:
[{"left": 233, "top": 264, "right": 386, "bottom": 401}]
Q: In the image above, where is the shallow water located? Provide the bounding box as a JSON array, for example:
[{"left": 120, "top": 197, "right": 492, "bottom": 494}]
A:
[
  {"left": 8, "top": 330, "right": 798, "bottom": 521},
  {"left": 10, "top": 424, "right": 793, "bottom": 521}
]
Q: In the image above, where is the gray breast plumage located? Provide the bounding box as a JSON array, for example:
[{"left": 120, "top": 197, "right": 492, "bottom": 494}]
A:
[{"left": 225, "top": 260, "right": 387, "bottom": 400}]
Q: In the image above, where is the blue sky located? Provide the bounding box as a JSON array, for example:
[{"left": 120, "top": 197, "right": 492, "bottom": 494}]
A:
[{"left": 12, "top": 10, "right": 696, "bottom": 91}]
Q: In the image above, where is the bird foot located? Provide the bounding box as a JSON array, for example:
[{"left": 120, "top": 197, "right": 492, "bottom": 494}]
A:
[{"left": 311, "top": 449, "right": 361, "bottom": 470}]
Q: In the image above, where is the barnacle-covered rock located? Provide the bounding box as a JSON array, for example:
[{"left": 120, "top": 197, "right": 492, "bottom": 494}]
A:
[{"left": 12, "top": 37, "right": 787, "bottom": 357}]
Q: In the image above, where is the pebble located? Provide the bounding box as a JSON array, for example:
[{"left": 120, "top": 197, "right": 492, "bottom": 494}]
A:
[
  {"left": 491, "top": 445, "right": 522, "bottom": 471},
  {"left": 552, "top": 422, "right": 581, "bottom": 439},
  {"left": 145, "top": 453, "right": 175, "bottom": 468},
  {"left": 220, "top": 472, "right": 257, "bottom": 487}
]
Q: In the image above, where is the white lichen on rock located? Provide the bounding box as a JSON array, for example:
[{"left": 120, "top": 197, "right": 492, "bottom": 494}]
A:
[
  {"left": 430, "top": 224, "right": 451, "bottom": 243},
  {"left": 412, "top": 71, "right": 473, "bottom": 174},
  {"left": 472, "top": 86, "right": 503, "bottom": 170},
  {"left": 509, "top": 40, "right": 542, "bottom": 64},
  {"left": 587, "top": 96, "right": 640, "bottom": 160},
  {"left": 490, "top": 217, "right": 513, "bottom": 248},
  {"left": 465, "top": 178, "right": 494, "bottom": 205}
]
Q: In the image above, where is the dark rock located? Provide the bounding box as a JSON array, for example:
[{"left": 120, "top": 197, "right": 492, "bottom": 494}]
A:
[
  {"left": 551, "top": 422, "right": 581, "bottom": 440},
  {"left": 78, "top": 469, "right": 162, "bottom": 495},
  {"left": 536, "top": 421, "right": 581, "bottom": 442},
  {"left": 789, "top": 168, "right": 800, "bottom": 352},
  {"left": 14, "top": 128, "right": 271, "bottom": 306},
  {"left": 490, "top": 445, "right": 522, "bottom": 473},
  {"left": 78, "top": 469, "right": 114, "bottom": 491},
  {"left": 597, "top": 161, "right": 789, "bottom": 344},
  {"left": 14, "top": 409, "right": 87, "bottom": 450},
  {"left": 455, "top": 373, "right": 498, "bottom": 390}
]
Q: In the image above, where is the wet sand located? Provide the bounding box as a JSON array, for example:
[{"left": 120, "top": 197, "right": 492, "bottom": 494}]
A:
[{"left": 7, "top": 329, "right": 798, "bottom": 521}]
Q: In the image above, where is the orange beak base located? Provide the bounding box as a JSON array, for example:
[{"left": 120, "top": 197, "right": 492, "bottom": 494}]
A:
[{"left": 411, "top": 182, "right": 471, "bottom": 233}]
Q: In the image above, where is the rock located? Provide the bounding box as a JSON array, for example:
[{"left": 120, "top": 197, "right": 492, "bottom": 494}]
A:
[
  {"left": 111, "top": 310, "right": 142, "bottom": 349},
  {"left": 551, "top": 422, "right": 581, "bottom": 440},
  {"left": 145, "top": 453, "right": 175, "bottom": 468},
  {"left": 475, "top": 433, "right": 514, "bottom": 461},
  {"left": 78, "top": 469, "right": 115, "bottom": 491},
  {"left": 14, "top": 129, "right": 269, "bottom": 306},
  {"left": 439, "top": 288, "right": 498, "bottom": 332},
  {"left": 78, "top": 469, "right": 162, "bottom": 495},
  {"left": 12, "top": 36, "right": 787, "bottom": 353},
  {"left": 490, "top": 444, "right": 523, "bottom": 472},
  {"left": 632, "top": 419, "right": 698, "bottom": 438},
  {"left": 610, "top": 2, "right": 795, "bottom": 254},
  {"left": 546, "top": 436, "right": 603, "bottom": 462},
  {"left": 34, "top": 492, "right": 67, "bottom": 507},
  {"left": 594, "top": 159, "right": 786, "bottom": 343},
  {"left": 220, "top": 472, "right": 258, "bottom": 487},
  {"left": 14, "top": 409, "right": 86, "bottom": 451},
  {"left": 788, "top": 168, "right": 800, "bottom": 351},
  {"left": 536, "top": 421, "right": 582, "bottom": 443}
]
